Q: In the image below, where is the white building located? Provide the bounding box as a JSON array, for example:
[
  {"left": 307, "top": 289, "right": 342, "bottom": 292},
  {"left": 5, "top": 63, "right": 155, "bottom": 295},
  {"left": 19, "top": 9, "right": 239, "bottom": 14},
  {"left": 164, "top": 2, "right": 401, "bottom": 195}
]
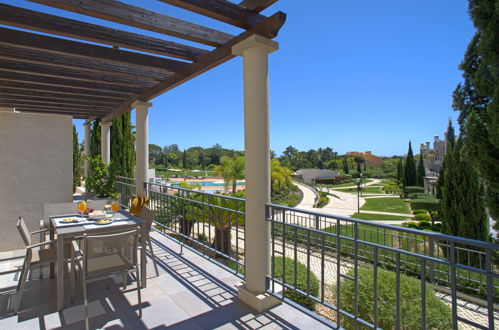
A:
[{"left": 296, "top": 169, "right": 340, "bottom": 184}]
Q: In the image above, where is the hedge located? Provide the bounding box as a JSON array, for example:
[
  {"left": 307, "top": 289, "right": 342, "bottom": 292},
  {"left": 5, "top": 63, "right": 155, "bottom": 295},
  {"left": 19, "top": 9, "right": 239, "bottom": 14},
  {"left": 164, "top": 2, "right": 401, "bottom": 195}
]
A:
[
  {"left": 273, "top": 256, "right": 319, "bottom": 310},
  {"left": 413, "top": 213, "right": 431, "bottom": 222},
  {"left": 337, "top": 267, "right": 452, "bottom": 329},
  {"left": 408, "top": 193, "right": 434, "bottom": 200},
  {"left": 409, "top": 198, "right": 441, "bottom": 212},
  {"left": 405, "top": 186, "right": 425, "bottom": 194}
]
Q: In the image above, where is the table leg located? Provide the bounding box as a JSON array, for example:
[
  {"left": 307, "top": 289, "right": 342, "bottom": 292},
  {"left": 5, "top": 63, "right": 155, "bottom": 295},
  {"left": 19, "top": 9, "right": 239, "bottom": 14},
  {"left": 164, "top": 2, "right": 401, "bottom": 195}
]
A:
[
  {"left": 50, "top": 223, "right": 55, "bottom": 278},
  {"left": 57, "top": 235, "right": 64, "bottom": 311},
  {"left": 141, "top": 226, "right": 147, "bottom": 288}
]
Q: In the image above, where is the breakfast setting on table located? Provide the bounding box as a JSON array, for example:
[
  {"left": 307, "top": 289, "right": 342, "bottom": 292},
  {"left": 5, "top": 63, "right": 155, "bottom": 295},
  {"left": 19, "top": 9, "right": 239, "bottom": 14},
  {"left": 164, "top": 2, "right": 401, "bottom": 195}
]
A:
[{"left": 53, "top": 200, "right": 123, "bottom": 227}]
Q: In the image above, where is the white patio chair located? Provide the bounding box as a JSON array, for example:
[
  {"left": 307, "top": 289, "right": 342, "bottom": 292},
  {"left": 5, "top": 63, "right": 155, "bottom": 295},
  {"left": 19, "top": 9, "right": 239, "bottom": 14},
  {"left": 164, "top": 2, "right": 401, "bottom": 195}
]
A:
[
  {"left": 71, "top": 227, "right": 142, "bottom": 330},
  {"left": 139, "top": 206, "right": 159, "bottom": 277}
]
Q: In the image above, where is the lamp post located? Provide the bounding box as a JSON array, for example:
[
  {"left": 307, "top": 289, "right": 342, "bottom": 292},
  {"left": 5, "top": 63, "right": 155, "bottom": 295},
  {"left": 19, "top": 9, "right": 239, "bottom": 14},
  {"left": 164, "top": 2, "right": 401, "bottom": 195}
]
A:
[{"left": 356, "top": 177, "right": 361, "bottom": 214}]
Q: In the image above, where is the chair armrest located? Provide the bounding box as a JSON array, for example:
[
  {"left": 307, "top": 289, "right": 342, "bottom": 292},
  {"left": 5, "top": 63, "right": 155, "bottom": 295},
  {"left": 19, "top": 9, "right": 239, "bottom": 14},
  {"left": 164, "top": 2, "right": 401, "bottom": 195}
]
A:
[
  {"left": 26, "top": 240, "right": 56, "bottom": 250},
  {"left": 31, "top": 228, "right": 49, "bottom": 235}
]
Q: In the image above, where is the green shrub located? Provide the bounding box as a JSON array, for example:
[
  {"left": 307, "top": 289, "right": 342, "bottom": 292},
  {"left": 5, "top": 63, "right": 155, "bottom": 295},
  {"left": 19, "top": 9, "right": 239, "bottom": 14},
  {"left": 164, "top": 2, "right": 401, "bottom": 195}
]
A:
[
  {"left": 86, "top": 156, "right": 118, "bottom": 198},
  {"left": 337, "top": 267, "right": 452, "bottom": 329},
  {"left": 273, "top": 256, "right": 319, "bottom": 310},
  {"left": 315, "top": 191, "right": 329, "bottom": 208},
  {"left": 417, "top": 221, "right": 432, "bottom": 230},
  {"left": 414, "top": 213, "right": 431, "bottom": 222},
  {"left": 405, "top": 186, "right": 425, "bottom": 194},
  {"left": 413, "top": 209, "right": 427, "bottom": 215},
  {"left": 403, "top": 221, "right": 419, "bottom": 229},
  {"left": 409, "top": 198, "right": 441, "bottom": 212}
]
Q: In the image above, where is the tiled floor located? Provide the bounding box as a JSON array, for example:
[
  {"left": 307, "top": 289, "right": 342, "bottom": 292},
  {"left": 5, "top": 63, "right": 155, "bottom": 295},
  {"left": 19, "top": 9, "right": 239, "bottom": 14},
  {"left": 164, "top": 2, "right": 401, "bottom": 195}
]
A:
[{"left": 0, "top": 231, "right": 332, "bottom": 329}]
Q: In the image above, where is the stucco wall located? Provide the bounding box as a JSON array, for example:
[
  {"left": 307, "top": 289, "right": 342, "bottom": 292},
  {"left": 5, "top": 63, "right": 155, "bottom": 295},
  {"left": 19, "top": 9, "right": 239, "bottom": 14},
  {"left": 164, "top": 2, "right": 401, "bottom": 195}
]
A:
[
  {"left": 0, "top": 111, "right": 73, "bottom": 251},
  {"left": 296, "top": 169, "right": 340, "bottom": 183}
]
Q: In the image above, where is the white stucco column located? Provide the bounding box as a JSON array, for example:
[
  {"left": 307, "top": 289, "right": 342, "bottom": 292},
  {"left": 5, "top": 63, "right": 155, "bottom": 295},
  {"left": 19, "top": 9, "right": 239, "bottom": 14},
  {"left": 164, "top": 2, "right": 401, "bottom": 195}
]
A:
[
  {"left": 100, "top": 121, "right": 111, "bottom": 164},
  {"left": 133, "top": 101, "right": 152, "bottom": 196},
  {"left": 232, "top": 35, "right": 279, "bottom": 312},
  {"left": 83, "top": 122, "right": 91, "bottom": 177}
]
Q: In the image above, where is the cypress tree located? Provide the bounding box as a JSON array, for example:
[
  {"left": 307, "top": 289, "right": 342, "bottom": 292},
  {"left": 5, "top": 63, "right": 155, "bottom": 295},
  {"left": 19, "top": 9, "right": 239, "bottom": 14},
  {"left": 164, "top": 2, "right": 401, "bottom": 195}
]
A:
[
  {"left": 110, "top": 112, "right": 135, "bottom": 177},
  {"left": 453, "top": 0, "right": 498, "bottom": 219},
  {"left": 72, "top": 125, "right": 81, "bottom": 192},
  {"left": 441, "top": 138, "right": 488, "bottom": 265},
  {"left": 417, "top": 154, "right": 425, "bottom": 187},
  {"left": 403, "top": 141, "right": 417, "bottom": 186},
  {"left": 182, "top": 150, "right": 187, "bottom": 169},
  {"left": 89, "top": 119, "right": 101, "bottom": 159},
  {"left": 396, "top": 158, "right": 403, "bottom": 182},
  {"left": 436, "top": 120, "right": 456, "bottom": 199}
]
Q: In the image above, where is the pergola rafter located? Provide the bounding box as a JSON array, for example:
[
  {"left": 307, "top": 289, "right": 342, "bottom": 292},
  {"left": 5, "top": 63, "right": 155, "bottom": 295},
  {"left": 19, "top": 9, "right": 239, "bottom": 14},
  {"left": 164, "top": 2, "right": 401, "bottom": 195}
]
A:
[{"left": 0, "top": 0, "right": 285, "bottom": 119}]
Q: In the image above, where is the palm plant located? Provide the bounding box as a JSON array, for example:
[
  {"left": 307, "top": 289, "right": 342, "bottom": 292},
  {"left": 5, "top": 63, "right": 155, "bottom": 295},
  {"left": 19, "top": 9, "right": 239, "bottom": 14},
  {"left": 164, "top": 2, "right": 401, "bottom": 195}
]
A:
[
  {"left": 214, "top": 156, "right": 245, "bottom": 194},
  {"left": 271, "top": 158, "right": 293, "bottom": 197}
]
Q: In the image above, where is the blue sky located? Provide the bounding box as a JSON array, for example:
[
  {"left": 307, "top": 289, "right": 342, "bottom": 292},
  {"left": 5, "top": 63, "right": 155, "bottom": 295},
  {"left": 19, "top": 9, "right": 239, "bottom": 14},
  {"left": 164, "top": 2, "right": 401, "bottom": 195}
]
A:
[{"left": 12, "top": 0, "right": 474, "bottom": 156}]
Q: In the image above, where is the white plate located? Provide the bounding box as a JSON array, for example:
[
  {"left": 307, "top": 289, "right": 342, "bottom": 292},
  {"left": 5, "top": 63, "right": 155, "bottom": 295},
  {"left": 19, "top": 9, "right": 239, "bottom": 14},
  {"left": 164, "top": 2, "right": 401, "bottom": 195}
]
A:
[{"left": 94, "top": 219, "right": 113, "bottom": 225}]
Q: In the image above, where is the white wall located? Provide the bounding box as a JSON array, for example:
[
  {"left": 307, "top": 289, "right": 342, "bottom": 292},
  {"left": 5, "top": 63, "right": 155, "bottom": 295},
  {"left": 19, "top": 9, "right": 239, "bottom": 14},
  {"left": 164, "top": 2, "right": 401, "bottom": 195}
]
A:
[
  {"left": 296, "top": 169, "right": 340, "bottom": 183},
  {"left": 0, "top": 111, "right": 73, "bottom": 251}
]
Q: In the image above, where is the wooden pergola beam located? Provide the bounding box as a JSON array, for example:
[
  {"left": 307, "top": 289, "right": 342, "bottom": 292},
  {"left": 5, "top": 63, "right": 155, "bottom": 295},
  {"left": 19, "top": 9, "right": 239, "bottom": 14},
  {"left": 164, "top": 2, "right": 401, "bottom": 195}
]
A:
[
  {"left": 12, "top": 107, "right": 105, "bottom": 119},
  {"left": 103, "top": 11, "right": 286, "bottom": 121},
  {"left": 0, "top": 96, "right": 114, "bottom": 109},
  {"left": 0, "top": 4, "right": 208, "bottom": 61},
  {"left": 0, "top": 70, "right": 146, "bottom": 94},
  {"left": 0, "top": 59, "right": 156, "bottom": 88},
  {"left": 0, "top": 45, "right": 169, "bottom": 81},
  {"left": 0, "top": 88, "right": 122, "bottom": 105},
  {"left": 0, "top": 81, "right": 131, "bottom": 100},
  {"left": 159, "top": 0, "right": 265, "bottom": 29},
  {"left": 239, "top": 0, "right": 278, "bottom": 12},
  {"left": 0, "top": 100, "right": 110, "bottom": 111},
  {"left": 0, "top": 27, "right": 188, "bottom": 73},
  {"left": 27, "top": 0, "right": 233, "bottom": 46}
]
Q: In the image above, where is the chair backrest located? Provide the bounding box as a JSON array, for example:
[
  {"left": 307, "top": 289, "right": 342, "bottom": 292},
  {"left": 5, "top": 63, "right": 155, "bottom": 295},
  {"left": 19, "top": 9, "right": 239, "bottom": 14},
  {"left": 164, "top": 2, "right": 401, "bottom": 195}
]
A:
[
  {"left": 44, "top": 202, "right": 77, "bottom": 226},
  {"left": 17, "top": 217, "right": 31, "bottom": 246},
  {"left": 139, "top": 206, "right": 156, "bottom": 235},
  {"left": 82, "top": 227, "right": 140, "bottom": 277},
  {"left": 86, "top": 199, "right": 110, "bottom": 211}
]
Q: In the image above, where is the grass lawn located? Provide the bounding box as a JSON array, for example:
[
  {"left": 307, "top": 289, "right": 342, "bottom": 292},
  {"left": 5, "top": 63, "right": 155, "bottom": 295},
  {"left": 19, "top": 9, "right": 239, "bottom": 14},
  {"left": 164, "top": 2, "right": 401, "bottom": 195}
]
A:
[
  {"left": 361, "top": 198, "right": 411, "bottom": 214},
  {"left": 326, "top": 179, "right": 373, "bottom": 188},
  {"left": 334, "top": 186, "right": 384, "bottom": 194},
  {"left": 350, "top": 212, "right": 410, "bottom": 221}
]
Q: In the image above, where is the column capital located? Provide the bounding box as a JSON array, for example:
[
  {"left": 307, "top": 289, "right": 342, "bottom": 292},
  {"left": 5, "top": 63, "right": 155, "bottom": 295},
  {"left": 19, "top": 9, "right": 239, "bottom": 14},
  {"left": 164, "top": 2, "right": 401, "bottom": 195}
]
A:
[
  {"left": 99, "top": 121, "right": 112, "bottom": 127},
  {"left": 83, "top": 122, "right": 91, "bottom": 126},
  {"left": 132, "top": 100, "right": 152, "bottom": 110},
  {"left": 232, "top": 35, "right": 278, "bottom": 56}
]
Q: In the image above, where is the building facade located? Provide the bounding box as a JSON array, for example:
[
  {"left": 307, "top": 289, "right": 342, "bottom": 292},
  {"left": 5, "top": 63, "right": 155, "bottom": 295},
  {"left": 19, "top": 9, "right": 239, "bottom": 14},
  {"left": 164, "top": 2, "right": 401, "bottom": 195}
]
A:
[{"left": 346, "top": 151, "right": 384, "bottom": 167}]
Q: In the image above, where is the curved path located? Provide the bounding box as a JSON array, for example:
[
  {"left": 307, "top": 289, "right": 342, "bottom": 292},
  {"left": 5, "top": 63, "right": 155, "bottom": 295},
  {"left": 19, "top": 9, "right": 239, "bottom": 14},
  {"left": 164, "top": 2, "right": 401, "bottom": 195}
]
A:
[{"left": 294, "top": 179, "right": 412, "bottom": 225}]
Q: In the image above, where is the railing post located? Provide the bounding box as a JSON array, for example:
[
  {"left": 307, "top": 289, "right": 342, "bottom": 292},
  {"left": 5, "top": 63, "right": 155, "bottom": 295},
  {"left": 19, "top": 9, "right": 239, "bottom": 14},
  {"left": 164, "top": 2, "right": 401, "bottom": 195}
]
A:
[
  {"left": 428, "top": 237, "right": 435, "bottom": 283},
  {"left": 232, "top": 35, "right": 280, "bottom": 312}
]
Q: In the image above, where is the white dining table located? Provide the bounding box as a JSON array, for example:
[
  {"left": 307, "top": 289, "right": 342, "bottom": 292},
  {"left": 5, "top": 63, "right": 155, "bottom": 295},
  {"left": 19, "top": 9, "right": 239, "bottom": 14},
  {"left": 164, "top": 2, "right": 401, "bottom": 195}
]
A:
[{"left": 50, "top": 210, "right": 146, "bottom": 311}]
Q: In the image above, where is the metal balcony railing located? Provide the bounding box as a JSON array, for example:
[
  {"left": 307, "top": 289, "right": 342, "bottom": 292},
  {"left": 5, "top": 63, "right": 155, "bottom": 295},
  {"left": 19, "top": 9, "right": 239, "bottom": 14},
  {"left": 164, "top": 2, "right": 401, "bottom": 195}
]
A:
[
  {"left": 266, "top": 204, "right": 498, "bottom": 329},
  {"left": 116, "top": 177, "right": 498, "bottom": 328}
]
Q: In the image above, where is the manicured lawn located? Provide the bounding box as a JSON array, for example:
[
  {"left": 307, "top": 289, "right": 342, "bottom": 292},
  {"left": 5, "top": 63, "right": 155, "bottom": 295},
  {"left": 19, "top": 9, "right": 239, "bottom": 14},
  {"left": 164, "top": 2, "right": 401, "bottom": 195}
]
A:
[
  {"left": 334, "top": 186, "right": 384, "bottom": 194},
  {"left": 361, "top": 197, "right": 411, "bottom": 214},
  {"left": 350, "top": 212, "right": 409, "bottom": 221},
  {"left": 327, "top": 179, "right": 373, "bottom": 188}
]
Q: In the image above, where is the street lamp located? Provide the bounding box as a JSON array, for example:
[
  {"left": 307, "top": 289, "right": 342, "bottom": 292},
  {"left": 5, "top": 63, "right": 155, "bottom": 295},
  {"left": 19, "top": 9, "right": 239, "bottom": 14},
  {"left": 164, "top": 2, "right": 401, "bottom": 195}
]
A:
[{"left": 356, "top": 177, "right": 361, "bottom": 214}]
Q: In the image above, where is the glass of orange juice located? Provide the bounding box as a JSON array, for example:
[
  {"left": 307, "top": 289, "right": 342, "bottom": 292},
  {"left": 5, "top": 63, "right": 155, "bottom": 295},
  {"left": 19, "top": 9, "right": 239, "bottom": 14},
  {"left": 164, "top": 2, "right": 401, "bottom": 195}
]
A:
[
  {"left": 77, "top": 201, "right": 86, "bottom": 219},
  {"left": 111, "top": 201, "right": 119, "bottom": 215}
]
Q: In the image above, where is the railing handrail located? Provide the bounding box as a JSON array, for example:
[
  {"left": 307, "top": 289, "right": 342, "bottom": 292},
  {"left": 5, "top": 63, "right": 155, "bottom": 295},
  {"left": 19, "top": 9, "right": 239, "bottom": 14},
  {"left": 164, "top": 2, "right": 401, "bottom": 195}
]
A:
[
  {"left": 267, "top": 203, "right": 499, "bottom": 250},
  {"left": 145, "top": 180, "right": 246, "bottom": 202}
]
